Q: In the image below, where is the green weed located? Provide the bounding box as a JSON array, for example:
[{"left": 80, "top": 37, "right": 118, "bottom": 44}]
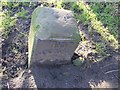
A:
[
  {"left": 16, "top": 9, "right": 29, "bottom": 19},
  {"left": 95, "top": 43, "right": 107, "bottom": 56},
  {"left": 2, "top": 14, "right": 17, "bottom": 38}
]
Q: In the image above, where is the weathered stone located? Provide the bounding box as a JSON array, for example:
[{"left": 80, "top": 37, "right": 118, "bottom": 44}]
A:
[{"left": 28, "top": 7, "right": 80, "bottom": 67}]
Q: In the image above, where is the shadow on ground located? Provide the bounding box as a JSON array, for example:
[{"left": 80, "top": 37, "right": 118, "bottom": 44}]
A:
[{"left": 28, "top": 54, "right": 118, "bottom": 88}]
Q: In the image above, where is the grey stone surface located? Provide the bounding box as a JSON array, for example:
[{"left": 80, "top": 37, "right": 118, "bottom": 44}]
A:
[{"left": 29, "top": 7, "right": 80, "bottom": 66}]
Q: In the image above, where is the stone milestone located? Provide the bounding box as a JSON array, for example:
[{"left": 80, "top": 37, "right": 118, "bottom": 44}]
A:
[{"left": 28, "top": 7, "right": 80, "bottom": 67}]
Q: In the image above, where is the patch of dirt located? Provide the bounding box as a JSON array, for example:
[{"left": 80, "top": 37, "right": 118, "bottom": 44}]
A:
[
  {"left": 9, "top": 54, "right": 118, "bottom": 88},
  {"left": 1, "top": 2, "right": 119, "bottom": 88}
]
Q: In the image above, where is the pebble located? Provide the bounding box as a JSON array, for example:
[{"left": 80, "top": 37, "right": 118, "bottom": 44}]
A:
[
  {"left": 1, "top": 39, "right": 4, "bottom": 42},
  {"left": 28, "top": 70, "right": 32, "bottom": 74},
  {"left": 26, "top": 52, "right": 28, "bottom": 55},
  {"left": 24, "top": 20, "right": 30, "bottom": 25}
]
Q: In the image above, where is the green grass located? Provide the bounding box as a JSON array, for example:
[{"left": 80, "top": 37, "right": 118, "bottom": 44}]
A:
[
  {"left": 1, "top": 2, "right": 32, "bottom": 39},
  {"left": 75, "top": 1, "right": 118, "bottom": 49},
  {"left": 89, "top": 2, "right": 118, "bottom": 40},
  {"left": 16, "top": 9, "right": 29, "bottom": 19},
  {"left": 1, "top": 3, "right": 16, "bottom": 38}
]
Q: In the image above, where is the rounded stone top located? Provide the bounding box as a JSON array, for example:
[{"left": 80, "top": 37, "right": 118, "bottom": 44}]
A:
[{"left": 31, "top": 7, "right": 80, "bottom": 41}]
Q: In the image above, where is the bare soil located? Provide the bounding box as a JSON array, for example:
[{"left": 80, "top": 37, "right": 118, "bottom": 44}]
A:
[
  {"left": 9, "top": 54, "right": 119, "bottom": 88},
  {"left": 1, "top": 3, "right": 119, "bottom": 88}
]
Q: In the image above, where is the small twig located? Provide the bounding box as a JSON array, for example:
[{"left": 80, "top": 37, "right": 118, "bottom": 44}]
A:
[
  {"left": 101, "top": 63, "right": 117, "bottom": 69},
  {"left": 105, "top": 69, "right": 119, "bottom": 74},
  {"left": 113, "top": 74, "right": 120, "bottom": 81}
]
